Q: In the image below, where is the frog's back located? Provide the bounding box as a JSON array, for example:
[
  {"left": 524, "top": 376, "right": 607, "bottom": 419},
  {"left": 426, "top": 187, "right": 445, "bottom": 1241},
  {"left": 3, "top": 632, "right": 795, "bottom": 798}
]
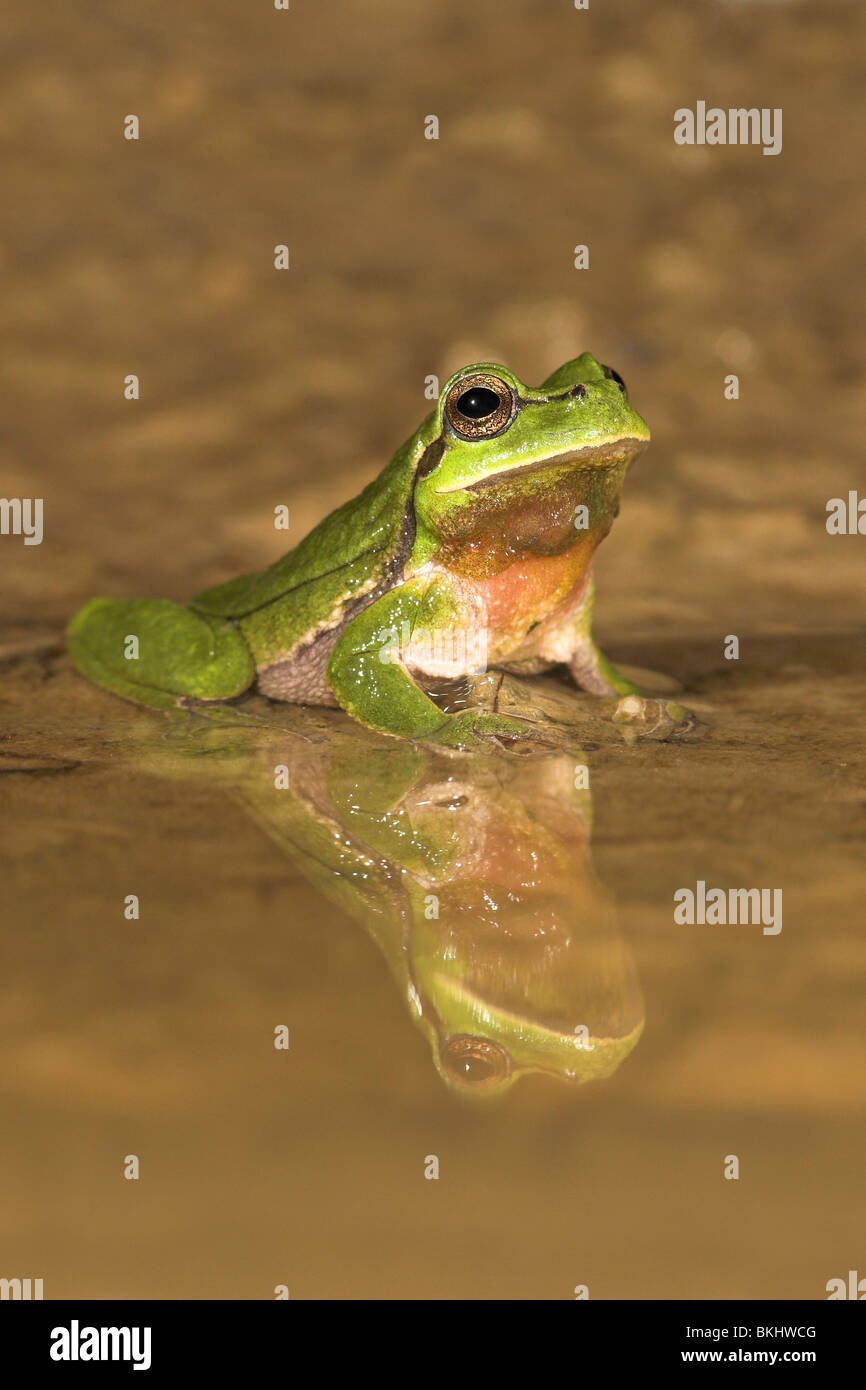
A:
[{"left": 191, "top": 433, "right": 419, "bottom": 669}]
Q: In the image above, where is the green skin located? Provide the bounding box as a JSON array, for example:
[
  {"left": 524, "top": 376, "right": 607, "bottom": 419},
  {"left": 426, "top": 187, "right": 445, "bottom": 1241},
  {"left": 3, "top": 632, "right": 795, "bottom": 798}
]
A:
[{"left": 68, "top": 354, "right": 652, "bottom": 748}]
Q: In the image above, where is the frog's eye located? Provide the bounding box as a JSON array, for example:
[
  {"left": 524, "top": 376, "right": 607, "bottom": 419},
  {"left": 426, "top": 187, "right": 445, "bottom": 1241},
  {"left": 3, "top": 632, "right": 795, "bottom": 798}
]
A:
[
  {"left": 444, "top": 373, "right": 516, "bottom": 440},
  {"left": 439, "top": 1034, "right": 512, "bottom": 1089},
  {"left": 602, "top": 364, "right": 628, "bottom": 394}
]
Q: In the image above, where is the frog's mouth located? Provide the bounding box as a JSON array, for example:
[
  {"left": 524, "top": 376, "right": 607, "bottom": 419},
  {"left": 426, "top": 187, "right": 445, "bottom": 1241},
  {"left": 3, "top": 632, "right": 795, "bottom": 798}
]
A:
[
  {"left": 440, "top": 435, "right": 649, "bottom": 494},
  {"left": 430, "top": 971, "right": 645, "bottom": 1083}
]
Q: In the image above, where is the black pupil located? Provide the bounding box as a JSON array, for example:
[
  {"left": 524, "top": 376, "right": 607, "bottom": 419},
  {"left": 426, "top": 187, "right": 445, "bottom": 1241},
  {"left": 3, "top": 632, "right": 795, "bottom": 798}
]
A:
[
  {"left": 457, "top": 386, "right": 500, "bottom": 420},
  {"left": 602, "top": 364, "right": 626, "bottom": 392},
  {"left": 458, "top": 1053, "right": 497, "bottom": 1081}
]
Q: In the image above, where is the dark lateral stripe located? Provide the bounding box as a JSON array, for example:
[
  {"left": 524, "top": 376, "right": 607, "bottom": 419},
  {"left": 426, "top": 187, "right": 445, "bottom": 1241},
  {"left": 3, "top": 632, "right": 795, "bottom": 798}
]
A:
[{"left": 384, "top": 435, "right": 445, "bottom": 585}]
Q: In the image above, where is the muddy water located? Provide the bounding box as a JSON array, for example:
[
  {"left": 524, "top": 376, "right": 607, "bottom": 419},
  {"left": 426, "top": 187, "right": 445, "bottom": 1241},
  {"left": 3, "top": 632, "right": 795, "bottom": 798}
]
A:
[{"left": 1, "top": 0, "right": 865, "bottom": 1298}]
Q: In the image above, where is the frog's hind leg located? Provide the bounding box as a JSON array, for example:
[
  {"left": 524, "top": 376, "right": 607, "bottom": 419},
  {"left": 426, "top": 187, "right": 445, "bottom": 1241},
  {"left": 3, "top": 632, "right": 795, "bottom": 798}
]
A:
[{"left": 68, "top": 597, "right": 256, "bottom": 712}]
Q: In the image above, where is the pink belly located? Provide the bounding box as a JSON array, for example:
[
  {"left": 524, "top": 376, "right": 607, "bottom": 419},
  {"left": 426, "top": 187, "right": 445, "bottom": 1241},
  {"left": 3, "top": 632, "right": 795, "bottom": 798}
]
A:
[{"left": 473, "top": 539, "right": 594, "bottom": 643}]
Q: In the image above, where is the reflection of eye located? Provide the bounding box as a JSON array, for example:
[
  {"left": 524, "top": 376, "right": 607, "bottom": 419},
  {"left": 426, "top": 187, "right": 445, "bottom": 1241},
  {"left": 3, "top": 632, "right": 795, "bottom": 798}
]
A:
[
  {"left": 445, "top": 373, "right": 515, "bottom": 440},
  {"left": 440, "top": 1035, "right": 512, "bottom": 1088},
  {"left": 602, "top": 364, "right": 627, "bottom": 394}
]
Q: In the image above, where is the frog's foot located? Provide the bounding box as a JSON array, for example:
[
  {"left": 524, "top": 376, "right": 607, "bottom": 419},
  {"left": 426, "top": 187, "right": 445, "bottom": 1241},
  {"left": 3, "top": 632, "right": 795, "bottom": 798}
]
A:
[
  {"left": 431, "top": 709, "right": 555, "bottom": 752},
  {"left": 567, "top": 636, "right": 698, "bottom": 741},
  {"left": 68, "top": 597, "right": 256, "bottom": 713},
  {"left": 559, "top": 576, "right": 696, "bottom": 729},
  {"left": 612, "top": 694, "right": 699, "bottom": 742}
]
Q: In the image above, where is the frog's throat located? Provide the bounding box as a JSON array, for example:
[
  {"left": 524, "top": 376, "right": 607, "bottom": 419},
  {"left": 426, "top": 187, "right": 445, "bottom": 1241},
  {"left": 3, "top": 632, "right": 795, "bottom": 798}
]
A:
[{"left": 435, "top": 436, "right": 649, "bottom": 494}]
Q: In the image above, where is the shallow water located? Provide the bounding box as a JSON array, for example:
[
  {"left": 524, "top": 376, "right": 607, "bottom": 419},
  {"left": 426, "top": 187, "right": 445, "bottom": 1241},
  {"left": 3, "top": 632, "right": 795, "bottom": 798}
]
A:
[
  {"left": 2, "top": 0, "right": 864, "bottom": 1299},
  {"left": 2, "top": 645, "right": 863, "bottom": 1298}
]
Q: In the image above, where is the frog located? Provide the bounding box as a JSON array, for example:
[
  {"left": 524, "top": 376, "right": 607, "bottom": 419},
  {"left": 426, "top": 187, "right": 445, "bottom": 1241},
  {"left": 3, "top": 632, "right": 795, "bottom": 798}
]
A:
[{"left": 68, "top": 353, "right": 660, "bottom": 748}]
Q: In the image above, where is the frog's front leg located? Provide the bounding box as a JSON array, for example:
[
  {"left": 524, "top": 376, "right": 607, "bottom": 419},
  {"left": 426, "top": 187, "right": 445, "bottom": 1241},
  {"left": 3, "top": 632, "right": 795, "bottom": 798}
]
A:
[
  {"left": 68, "top": 597, "right": 256, "bottom": 711},
  {"left": 556, "top": 574, "right": 644, "bottom": 697},
  {"left": 326, "top": 578, "right": 538, "bottom": 748},
  {"left": 547, "top": 575, "right": 695, "bottom": 738}
]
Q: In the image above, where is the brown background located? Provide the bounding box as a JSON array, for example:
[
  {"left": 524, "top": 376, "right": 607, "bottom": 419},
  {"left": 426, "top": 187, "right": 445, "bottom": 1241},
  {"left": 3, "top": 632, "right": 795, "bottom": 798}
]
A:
[{"left": 1, "top": 0, "right": 864, "bottom": 1299}]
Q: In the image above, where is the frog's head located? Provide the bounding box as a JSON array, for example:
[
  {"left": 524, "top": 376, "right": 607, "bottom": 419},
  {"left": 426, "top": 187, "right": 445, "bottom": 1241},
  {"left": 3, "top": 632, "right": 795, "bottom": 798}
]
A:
[{"left": 411, "top": 354, "right": 650, "bottom": 554}]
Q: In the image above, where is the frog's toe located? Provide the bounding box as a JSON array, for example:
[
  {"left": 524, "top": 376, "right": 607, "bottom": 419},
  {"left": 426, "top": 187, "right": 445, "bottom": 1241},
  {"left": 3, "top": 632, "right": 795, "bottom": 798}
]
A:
[
  {"left": 431, "top": 710, "right": 551, "bottom": 752},
  {"left": 68, "top": 597, "right": 256, "bottom": 712},
  {"left": 611, "top": 694, "right": 700, "bottom": 742}
]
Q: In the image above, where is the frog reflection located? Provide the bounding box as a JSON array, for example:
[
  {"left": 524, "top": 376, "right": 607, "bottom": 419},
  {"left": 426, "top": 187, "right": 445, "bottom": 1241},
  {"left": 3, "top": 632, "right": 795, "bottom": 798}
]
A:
[
  {"left": 126, "top": 668, "right": 645, "bottom": 1095},
  {"left": 196, "top": 713, "right": 645, "bottom": 1097}
]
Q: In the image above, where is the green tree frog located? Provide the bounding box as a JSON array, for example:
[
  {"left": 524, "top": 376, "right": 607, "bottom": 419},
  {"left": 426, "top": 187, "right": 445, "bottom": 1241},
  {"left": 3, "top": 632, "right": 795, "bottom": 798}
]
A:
[{"left": 69, "top": 354, "right": 657, "bottom": 747}]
